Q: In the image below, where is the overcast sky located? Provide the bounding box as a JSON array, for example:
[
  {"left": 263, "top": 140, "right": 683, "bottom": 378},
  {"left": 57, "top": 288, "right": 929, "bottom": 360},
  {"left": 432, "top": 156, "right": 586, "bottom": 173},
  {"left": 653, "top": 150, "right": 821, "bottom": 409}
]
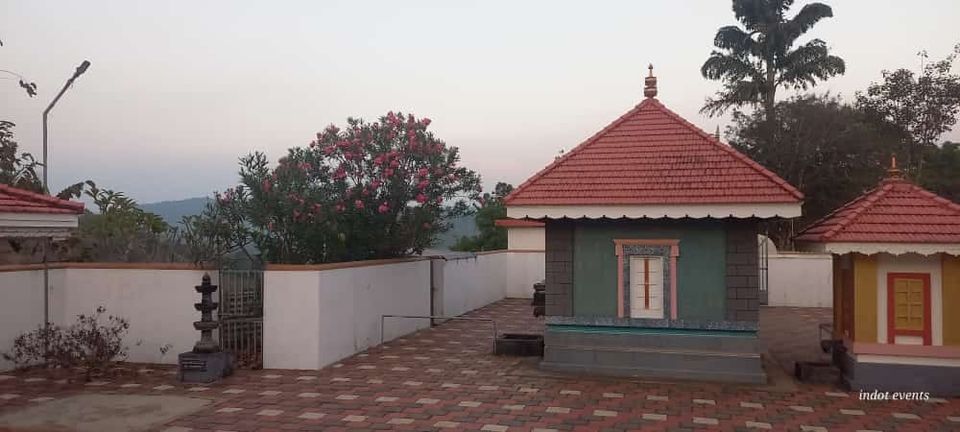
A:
[{"left": 2, "top": 1, "right": 958, "bottom": 203}]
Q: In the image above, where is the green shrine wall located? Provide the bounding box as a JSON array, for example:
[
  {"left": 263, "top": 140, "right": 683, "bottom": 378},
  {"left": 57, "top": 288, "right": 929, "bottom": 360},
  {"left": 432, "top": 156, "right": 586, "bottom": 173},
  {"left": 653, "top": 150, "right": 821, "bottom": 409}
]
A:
[{"left": 571, "top": 219, "right": 727, "bottom": 321}]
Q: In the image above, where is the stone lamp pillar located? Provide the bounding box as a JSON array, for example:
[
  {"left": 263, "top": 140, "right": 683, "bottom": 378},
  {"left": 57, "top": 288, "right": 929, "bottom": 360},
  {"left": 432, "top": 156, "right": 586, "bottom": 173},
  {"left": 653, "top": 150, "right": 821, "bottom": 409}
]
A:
[
  {"left": 193, "top": 274, "right": 220, "bottom": 353},
  {"left": 178, "top": 273, "right": 233, "bottom": 383}
]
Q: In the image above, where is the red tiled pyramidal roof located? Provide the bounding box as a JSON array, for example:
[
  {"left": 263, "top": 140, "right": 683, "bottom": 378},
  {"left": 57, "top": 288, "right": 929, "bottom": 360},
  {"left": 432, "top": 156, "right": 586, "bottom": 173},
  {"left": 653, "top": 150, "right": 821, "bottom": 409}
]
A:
[
  {"left": 0, "top": 184, "right": 85, "bottom": 215},
  {"left": 795, "top": 174, "right": 960, "bottom": 244},
  {"left": 503, "top": 97, "right": 802, "bottom": 206}
]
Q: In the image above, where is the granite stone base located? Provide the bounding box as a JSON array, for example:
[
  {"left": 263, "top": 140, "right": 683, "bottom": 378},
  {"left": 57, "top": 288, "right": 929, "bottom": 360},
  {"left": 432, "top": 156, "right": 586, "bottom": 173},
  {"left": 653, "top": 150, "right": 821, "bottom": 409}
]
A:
[
  {"left": 540, "top": 325, "right": 766, "bottom": 384},
  {"left": 840, "top": 351, "right": 960, "bottom": 396},
  {"left": 178, "top": 351, "right": 234, "bottom": 383}
]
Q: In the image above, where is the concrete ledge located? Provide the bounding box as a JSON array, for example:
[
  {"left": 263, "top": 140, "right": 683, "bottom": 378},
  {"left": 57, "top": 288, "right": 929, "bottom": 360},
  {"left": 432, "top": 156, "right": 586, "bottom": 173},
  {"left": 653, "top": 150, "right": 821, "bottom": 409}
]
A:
[
  {"left": 841, "top": 352, "right": 960, "bottom": 396},
  {"left": 542, "top": 327, "right": 766, "bottom": 384},
  {"left": 547, "top": 316, "right": 759, "bottom": 332},
  {"left": 540, "top": 360, "right": 767, "bottom": 384},
  {"left": 266, "top": 257, "right": 426, "bottom": 271},
  {"left": 546, "top": 328, "right": 759, "bottom": 353},
  {"left": 0, "top": 262, "right": 215, "bottom": 272},
  {"left": 548, "top": 344, "right": 761, "bottom": 359}
]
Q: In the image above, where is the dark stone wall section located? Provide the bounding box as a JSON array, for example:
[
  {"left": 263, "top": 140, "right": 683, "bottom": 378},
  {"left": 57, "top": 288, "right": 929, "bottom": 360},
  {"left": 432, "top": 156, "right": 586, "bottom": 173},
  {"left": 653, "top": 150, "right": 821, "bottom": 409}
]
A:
[
  {"left": 545, "top": 221, "right": 574, "bottom": 316},
  {"left": 725, "top": 221, "right": 760, "bottom": 322},
  {"left": 842, "top": 352, "right": 960, "bottom": 396},
  {"left": 542, "top": 328, "right": 766, "bottom": 384}
]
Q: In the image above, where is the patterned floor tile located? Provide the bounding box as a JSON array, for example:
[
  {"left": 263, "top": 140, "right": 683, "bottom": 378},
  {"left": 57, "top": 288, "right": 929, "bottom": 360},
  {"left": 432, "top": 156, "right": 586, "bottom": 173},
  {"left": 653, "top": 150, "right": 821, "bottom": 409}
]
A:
[{"left": 0, "top": 300, "right": 956, "bottom": 432}]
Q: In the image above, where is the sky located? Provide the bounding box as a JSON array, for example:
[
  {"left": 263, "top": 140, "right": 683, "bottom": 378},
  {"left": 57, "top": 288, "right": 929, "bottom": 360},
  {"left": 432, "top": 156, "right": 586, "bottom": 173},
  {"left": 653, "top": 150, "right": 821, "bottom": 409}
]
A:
[{"left": 2, "top": 0, "right": 959, "bottom": 204}]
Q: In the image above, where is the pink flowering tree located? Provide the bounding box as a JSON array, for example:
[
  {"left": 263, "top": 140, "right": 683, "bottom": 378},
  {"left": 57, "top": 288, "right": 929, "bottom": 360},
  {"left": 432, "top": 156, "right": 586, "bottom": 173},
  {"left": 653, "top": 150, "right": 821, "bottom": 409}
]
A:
[{"left": 195, "top": 112, "right": 481, "bottom": 264}]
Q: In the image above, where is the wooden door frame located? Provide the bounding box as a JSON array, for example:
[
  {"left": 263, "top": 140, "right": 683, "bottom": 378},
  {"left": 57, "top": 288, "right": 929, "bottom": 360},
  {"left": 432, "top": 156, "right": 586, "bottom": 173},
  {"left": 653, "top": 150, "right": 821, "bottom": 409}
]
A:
[{"left": 886, "top": 272, "right": 932, "bottom": 345}]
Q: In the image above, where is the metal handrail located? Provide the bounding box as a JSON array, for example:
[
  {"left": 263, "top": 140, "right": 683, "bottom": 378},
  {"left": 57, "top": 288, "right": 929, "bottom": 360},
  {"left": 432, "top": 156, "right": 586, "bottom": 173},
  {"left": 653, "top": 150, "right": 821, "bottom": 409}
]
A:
[{"left": 380, "top": 314, "right": 497, "bottom": 353}]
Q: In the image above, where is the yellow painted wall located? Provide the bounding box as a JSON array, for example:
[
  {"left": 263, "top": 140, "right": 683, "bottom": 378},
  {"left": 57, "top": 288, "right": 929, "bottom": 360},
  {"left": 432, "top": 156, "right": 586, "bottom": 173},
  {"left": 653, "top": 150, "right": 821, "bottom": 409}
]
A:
[
  {"left": 943, "top": 254, "right": 960, "bottom": 346},
  {"left": 853, "top": 254, "right": 878, "bottom": 343}
]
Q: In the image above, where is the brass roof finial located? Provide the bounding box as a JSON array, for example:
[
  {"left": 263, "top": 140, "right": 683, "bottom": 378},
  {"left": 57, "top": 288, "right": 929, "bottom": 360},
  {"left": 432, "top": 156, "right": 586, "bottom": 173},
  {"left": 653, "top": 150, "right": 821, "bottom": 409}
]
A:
[
  {"left": 644, "top": 64, "right": 658, "bottom": 98},
  {"left": 887, "top": 154, "right": 902, "bottom": 178}
]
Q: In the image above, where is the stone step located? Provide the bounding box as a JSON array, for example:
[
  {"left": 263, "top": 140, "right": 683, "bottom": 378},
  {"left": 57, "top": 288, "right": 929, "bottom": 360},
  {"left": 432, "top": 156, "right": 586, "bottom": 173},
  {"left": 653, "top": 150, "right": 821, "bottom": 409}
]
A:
[
  {"left": 541, "top": 346, "right": 766, "bottom": 384},
  {"left": 542, "top": 327, "right": 766, "bottom": 384},
  {"left": 545, "top": 327, "right": 759, "bottom": 354},
  {"left": 546, "top": 344, "right": 761, "bottom": 371}
]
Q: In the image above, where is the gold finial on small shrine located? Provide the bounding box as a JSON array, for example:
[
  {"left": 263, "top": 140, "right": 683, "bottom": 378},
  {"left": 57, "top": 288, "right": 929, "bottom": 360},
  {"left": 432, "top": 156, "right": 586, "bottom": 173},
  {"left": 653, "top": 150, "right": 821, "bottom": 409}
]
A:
[
  {"left": 644, "top": 64, "right": 658, "bottom": 98},
  {"left": 887, "top": 154, "right": 902, "bottom": 178}
]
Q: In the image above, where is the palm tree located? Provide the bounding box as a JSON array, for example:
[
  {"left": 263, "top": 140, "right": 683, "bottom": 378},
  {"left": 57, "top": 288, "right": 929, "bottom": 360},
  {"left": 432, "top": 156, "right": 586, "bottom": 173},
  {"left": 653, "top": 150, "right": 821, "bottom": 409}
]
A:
[{"left": 700, "top": 0, "right": 845, "bottom": 122}]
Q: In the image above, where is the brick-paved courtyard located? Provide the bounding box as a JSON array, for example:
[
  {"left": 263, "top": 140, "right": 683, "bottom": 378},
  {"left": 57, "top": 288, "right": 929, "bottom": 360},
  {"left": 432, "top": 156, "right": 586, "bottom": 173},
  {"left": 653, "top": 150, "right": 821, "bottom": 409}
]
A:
[{"left": 1, "top": 299, "right": 958, "bottom": 431}]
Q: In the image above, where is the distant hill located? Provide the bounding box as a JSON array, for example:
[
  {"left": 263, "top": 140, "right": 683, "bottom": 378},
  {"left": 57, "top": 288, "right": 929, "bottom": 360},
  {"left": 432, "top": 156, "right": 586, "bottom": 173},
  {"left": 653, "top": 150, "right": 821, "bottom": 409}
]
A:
[
  {"left": 141, "top": 197, "right": 210, "bottom": 226},
  {"left": 140, "top": 196, "right": 477, "bottom": 250},
  {"left": 432, "top": 213, "right": 478, "bottom": 250}
]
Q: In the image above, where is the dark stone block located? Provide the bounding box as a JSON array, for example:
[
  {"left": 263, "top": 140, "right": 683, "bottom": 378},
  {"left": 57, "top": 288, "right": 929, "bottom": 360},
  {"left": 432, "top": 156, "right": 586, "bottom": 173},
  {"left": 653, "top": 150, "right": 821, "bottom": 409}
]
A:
[
  {"left": 545, "top": 222, "right": 574, "bottom": 317},
  {"left": 727, "top": 299, "right": 748, "bottom": 311},
  {"left": 726, "top": 276, "right": 747, "bottom": 287},
  {"left": 795, "top": 361, "right": 841, "bottom": 385},
  {"left": 495, "top": 333, "right": 544, "bottom": 356},
  {"left": 727, "top": 253, "right": 754, "bottom": 265},
  {"left": 178, "top": 351, "right": 233, "bottom": 383},
  {"left": 741, "top": 264, "right": 759, "bottom": 276},
  {"left": 727, "top": 265, "right": 745, "bottom": 276}
]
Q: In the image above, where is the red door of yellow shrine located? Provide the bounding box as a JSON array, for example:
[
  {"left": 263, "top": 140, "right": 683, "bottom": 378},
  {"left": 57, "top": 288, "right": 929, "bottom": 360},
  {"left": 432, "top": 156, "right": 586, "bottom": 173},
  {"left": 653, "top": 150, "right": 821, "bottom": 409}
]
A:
[{"left": 886, "top": 273, "right": 932, "bottom": 345}]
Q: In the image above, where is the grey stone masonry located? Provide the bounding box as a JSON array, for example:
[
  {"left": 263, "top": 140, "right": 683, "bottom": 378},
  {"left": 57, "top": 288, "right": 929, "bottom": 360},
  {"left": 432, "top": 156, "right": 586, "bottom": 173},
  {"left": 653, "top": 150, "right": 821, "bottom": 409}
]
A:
[
  {"left": 541, "top": 328, "right": 765, "bottom": 384},
  {"left": 841, "top": 350, "right": 960, "bottom": 396},
  {"left": 544, "top": 221, "right": 574, "bottom": 316},
  {"left": 725, "top": 221, "right": 759, "bottom": 322}
]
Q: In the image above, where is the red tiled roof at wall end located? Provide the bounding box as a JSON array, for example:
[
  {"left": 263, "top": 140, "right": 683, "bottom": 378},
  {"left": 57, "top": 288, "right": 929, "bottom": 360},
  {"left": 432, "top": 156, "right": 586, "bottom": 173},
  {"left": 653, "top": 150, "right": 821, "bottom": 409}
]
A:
[
  {"left": 503, "top": 97, "right": 803, "bottom": 207},
  {"left": 494, "top": 218, "right": 545, "bottom": 228},
  {"left": 795, "top": 176, "right": 960, "bottom": 244},
  {"left": 0, "top": 184, "right": 85, "bottom": 215}
]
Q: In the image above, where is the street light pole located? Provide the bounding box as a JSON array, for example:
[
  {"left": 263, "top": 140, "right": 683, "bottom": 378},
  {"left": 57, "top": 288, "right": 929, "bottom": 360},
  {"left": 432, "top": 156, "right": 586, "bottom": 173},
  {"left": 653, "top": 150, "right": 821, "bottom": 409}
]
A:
[
  {"left": 42, "top": 60, "right": 90, "bottom": 191},
  {"left": 41, "top": 60, "right": 90, "bottom": 325}
]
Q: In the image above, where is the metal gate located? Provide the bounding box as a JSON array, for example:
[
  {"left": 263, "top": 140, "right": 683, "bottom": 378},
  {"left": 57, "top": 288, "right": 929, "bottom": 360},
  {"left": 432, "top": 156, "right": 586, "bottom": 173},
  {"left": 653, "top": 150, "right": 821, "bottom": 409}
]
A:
[{"left": 218, "top": 269, "right": 264, "bottom": 368}]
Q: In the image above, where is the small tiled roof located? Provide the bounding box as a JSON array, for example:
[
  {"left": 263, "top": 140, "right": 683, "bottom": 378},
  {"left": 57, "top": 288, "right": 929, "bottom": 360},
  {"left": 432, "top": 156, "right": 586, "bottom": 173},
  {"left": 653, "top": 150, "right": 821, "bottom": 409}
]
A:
[
  {"left": 795, "top": 175, "right": 960, "bottom": 244},
  {"left": 503, "top": 98, "right": 802, "bottom": 206},
  {"left": 0, "top": 184, "right": 85, "bottom": 215},
  {"left": 494, "top": 218, "right": 545, "bottom": 228}
]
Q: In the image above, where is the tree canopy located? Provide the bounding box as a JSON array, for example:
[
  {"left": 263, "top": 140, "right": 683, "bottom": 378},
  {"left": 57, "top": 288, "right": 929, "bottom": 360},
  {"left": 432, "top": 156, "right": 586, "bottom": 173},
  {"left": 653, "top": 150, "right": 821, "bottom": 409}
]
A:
[
  {"left": 701, "top": 0, "right": 845, "bottom": 121},
  {"left": 451, "top": 182, "right": 514, "bottom": 252},
  {"left": 189, "top": 112, "right": 482, "bottom": 264},
  {"left": 728, "top": 94, "right": 903, "bottom": 246},
  {"left": 920, "top": 141, "right": 960, "bottom": 204},
  {"left": 856, "top": 45, "right": 960, "bottom": 179}
]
